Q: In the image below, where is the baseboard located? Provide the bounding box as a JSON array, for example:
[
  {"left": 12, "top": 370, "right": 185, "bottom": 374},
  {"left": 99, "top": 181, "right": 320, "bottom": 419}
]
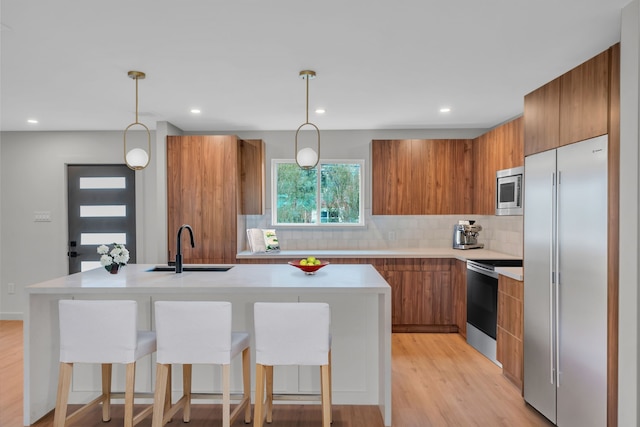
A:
[{"left": 0, "top": 312, "right": 24, "bottom": 320}]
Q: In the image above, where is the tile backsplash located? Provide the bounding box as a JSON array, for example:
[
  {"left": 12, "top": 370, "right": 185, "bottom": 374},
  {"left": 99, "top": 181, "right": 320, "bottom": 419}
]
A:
[{"left": 243, "top": 210, "right": 523, "bottom": 257}]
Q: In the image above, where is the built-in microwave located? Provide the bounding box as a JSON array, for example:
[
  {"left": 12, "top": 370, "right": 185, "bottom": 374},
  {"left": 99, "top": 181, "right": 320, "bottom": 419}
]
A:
[{"left": 496, "top": 166, "right": 524, "bottom": 216}]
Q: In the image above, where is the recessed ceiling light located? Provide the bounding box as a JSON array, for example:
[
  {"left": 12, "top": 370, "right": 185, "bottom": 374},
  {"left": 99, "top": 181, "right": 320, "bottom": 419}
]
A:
[
  {"left": 190, "top": 109, "right": 201, "bottom": 114},
  {"left": 439, "top": 107, "right": 451, "bottom": 113},
  {"left": 315, "top": 108, "right": 326, "bottom": 114},
  {"left": 27, "top": 119, "right": 38, "bottom": 124}
]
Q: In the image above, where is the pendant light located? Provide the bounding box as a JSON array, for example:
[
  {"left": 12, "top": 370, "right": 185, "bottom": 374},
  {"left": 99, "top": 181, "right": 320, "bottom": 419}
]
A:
[
  {"left": 294, "top": 70, "right": 320, "bottom": 169},
  {"left": 123, "top": 70, "right": 151, "bottom": 170}
]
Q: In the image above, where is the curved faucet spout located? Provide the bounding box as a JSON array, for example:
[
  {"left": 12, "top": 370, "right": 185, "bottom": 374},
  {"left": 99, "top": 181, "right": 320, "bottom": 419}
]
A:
[{"left": 176, "top": 224, "right": 195, "bottom": 273}]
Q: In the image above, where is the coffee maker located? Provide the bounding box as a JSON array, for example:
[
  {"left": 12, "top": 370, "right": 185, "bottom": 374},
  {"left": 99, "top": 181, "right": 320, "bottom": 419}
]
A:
[{"left": 452, "top": 220, "right": 484, "bottom": 250}]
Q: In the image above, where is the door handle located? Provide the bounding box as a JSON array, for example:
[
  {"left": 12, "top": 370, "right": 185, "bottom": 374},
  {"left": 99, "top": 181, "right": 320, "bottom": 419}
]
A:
[{"left": 67, "top": 251, "right": 78, "bottom": 258}]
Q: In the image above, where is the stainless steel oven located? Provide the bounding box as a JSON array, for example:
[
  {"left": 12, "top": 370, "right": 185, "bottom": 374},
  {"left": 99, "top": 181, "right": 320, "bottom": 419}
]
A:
[{"left": 466, "top": 259, "right": 522, "bottom": 366}]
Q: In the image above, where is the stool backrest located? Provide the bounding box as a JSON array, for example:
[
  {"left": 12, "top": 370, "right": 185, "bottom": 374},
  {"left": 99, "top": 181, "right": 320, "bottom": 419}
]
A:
[
  {"left": 59, "top": 299, "right": 138, "bottom": 364},
  {"left": 254, "top": 302, "right": 330, "bottom": 366},
  {"left": 154, "top": 301, "right": 233, "bottom": 364}
]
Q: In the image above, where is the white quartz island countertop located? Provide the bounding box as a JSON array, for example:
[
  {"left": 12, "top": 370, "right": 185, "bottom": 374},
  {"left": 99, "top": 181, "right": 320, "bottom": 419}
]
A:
[
  {"left": 27, "top": 263, "right": 391, "bottom": 294},
  {"left": 24, "top": 263, "right": 392, "bottom": 427}
]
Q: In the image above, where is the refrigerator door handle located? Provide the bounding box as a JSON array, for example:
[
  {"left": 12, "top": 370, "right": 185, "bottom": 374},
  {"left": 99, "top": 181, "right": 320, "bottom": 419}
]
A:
[
  {"left": 555, "top": 170, "right": 561, "bottom": 388},
  {"left": 550, "top": 172, "right": 555, "bottom": 385}
]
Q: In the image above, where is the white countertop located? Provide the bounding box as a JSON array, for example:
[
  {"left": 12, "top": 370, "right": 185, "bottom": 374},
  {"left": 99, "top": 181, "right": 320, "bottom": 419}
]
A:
[
  {"left": 495, "top": 266, "right": 524, "bottom": 281},
  {"left": 26, "top": 263, "right": 391, "bottom": 295},
  {"left": 236, "top": 248, "right": 521, "bottom": 262}
]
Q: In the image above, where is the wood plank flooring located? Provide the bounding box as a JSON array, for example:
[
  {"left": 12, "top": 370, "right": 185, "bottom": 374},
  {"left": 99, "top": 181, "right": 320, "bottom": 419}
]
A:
[{"left": 1, "top": 321, "right": 552, "bottom": 426}]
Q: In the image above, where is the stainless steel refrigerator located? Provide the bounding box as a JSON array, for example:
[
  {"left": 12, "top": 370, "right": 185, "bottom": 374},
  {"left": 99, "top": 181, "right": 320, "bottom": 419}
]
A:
[{"left": 523, "top": 135, "right": 607, "bottom": 426}]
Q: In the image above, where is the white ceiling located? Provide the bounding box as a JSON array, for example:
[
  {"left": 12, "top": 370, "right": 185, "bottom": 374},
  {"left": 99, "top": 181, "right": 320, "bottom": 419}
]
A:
[{"left": 0, "top": 0, "right": 628, "bottom": 133}]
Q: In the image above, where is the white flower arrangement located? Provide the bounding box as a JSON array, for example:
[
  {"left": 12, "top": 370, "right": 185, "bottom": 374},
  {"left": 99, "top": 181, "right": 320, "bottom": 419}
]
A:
[{"left": 97, "top": 243, "right": 130, "bottom": 272}]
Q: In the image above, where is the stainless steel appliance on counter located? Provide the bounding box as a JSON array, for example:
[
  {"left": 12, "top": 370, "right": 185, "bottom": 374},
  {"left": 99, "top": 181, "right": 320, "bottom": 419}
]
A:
[
  {"left": 452, "top": 221, "right": 484, "bottom": 249},
  {"left": 524, "top": 135, "right": 607, "bottom": 426},
  {"left": 466, "top": 258, "right": 522, "bottom": 366},
  {"left": 496, "top": 166, "right": 524, "bottom": 215}
]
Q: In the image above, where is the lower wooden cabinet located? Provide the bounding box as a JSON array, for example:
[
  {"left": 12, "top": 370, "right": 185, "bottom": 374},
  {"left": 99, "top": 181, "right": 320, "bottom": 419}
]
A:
[
  {"left": 496, "top": 274, "right": 524, "bottom": 391},
  {"left": 379, "top": 259, "right": 457, "bottom": 333},
  {"left": 452, "top": 259, "right": 467, "bottom": 338},
  {"left": 237, "top": 257, "right": 462, "bottom": 333}
]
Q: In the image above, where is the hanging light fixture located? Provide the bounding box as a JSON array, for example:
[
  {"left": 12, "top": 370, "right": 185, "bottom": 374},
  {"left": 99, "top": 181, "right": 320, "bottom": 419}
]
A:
[
  {"left": 294, "top": 70, "right": 320, "bottom": 169},
  {"left": 123, "top": 70, "right": 151, "bottom": 170}
]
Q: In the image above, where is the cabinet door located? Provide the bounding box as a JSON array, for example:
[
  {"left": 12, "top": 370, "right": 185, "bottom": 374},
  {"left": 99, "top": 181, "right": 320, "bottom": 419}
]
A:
[
  {"left": 239, "top": 139, "right": 265, "bottom": 215},
  {"left": 372, "top": 139, "right": 473, "bottom": 215},
  {"left": 371, "top": 140, "right": 412, "bottom": 215},
  {"left": 496, "top": 275, "right": 524, "bottom": 390},
  {"left": 452, "top": 259, "right": 467, "bottom": 337},
  {"left": 524, "top": 78, "right": 561, "bottom": 156},
  {"left": 559, "top": 49, "right": 609, "bottom": 146},
  {"left": 167, "top": 135, "right": 239, "bottom": 264}
]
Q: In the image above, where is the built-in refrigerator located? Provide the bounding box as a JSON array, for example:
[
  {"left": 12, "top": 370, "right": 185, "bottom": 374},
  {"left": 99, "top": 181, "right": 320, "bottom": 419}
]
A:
[{"left": 523, "top": 135, "right": 607, "bottom": 426}]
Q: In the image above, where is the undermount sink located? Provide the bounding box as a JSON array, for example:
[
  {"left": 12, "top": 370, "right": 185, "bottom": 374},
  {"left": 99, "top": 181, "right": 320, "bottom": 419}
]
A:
[{"left": 149, "top": 265, "right": 234, "bottom": 272}]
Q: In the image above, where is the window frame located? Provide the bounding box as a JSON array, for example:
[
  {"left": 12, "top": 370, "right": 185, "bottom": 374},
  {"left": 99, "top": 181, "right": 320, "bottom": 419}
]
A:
[{"left": 271, "top": 158, "right": 365, "bottom": 227}]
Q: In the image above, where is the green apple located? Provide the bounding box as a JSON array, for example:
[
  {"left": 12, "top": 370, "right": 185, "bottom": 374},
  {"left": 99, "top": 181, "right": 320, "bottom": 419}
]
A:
[
  {"left": 300, "top": 259, "right": 308, "bottom": 265},
  {"left": 306, "top": 256, "right": 316, "bottom": 264},
  {"left": 314, "top": 259, "right": 321, "bottom": 265}
]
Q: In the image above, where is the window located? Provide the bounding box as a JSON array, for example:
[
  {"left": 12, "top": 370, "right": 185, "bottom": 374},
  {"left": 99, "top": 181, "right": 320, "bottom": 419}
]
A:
[{"left": 272, "top": 160, "right": 364, "bottom": 226}]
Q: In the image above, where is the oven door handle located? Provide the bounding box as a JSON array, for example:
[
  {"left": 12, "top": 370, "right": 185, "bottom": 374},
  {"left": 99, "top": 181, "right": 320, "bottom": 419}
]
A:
[{"left": 467, "top": 262, "right": 499, "bottom": 279}]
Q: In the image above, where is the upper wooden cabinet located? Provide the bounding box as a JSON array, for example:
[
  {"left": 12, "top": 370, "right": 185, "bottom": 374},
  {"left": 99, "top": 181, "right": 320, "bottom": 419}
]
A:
[
  {"left": 524, "top": 78, "right": 560, "bottom": 156},
  {"left": 166, "top": 135, "right": 264, "bottom": 264},
  {"left": 559, "top": 49, "right": 609, "bottom": 146},
  {"left": 472, "top": 117, "right": 524, "bottom": 215},
  {"left": 372, "top": 139, "right": 473, "bottom": 215},
  {"left": 525, "top": 48, "right": 611, "bottom": 156}
]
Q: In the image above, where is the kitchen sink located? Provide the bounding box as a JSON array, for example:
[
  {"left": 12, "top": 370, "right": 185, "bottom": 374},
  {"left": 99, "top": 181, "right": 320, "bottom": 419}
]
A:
[{"left": 148, "top": 265, "right": 234, "bottom": 272}]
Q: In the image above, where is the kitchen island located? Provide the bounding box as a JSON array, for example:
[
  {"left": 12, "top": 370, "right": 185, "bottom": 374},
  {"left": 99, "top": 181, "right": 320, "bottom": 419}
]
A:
[{"left": 24, "top": 263, "right": 392, "bottom": 426}]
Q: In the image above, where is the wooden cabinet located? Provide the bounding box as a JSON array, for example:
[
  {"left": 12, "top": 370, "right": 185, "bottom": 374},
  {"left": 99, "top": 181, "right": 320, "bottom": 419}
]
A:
[
  {"left": 379, "top": 258, "right": 457, "bottom": 332},
  {"left": 167, "top": 135, "right": 264, "bottom": 264},
  {"left": 559, "top": 49, "right": 610, "bottom": 146},
  {"left": 524, "top": 48, "right": 611, "bottom": 156},
  {"left": 524, "top": 78, "right": 560, "bottom": 156},
  {"left": 496, "top": 274, "right": 524, "bottom": 391},
  {"left": 372, "top": 139, "right": 473, "bottom": 215},
  {"left": 472, "top": 117, "right": 524, "bottom": 214},
  {"left": 452, "top": 259, "right": 467, "bottom": 338}
]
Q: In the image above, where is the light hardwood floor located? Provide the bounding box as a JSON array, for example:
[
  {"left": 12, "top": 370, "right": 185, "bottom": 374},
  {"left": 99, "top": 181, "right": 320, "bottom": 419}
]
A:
[{"left": 1, "top": 320, "right": 552, "bottom": 426}]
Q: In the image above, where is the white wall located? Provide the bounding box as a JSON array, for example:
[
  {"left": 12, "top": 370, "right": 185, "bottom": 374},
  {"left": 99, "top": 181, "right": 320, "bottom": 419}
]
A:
[
  {"left": 618, "top": 0, "right": 640, "bottom": 424},
  {"left": 0, "top": 130, "right": 155, "bottom": 319}
]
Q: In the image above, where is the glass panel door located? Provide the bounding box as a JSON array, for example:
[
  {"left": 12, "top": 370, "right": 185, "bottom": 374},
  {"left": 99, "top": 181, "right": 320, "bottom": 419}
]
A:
[{"left": 67, "top": 165, "right": 136, "bottom": 273}]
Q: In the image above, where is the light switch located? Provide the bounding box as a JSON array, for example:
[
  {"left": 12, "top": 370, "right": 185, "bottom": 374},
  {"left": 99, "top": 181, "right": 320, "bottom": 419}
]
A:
[{"left": 34, "top": 211, "right": 51, "bottom": 222}]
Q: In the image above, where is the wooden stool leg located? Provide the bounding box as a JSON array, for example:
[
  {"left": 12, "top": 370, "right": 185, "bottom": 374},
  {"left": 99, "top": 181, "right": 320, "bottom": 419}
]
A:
[
  {"left": 328, "top": 351, "right": 333, "bottom": 423},
  {"left": 321, "top": 364, "right": 331, "bottom": 427},
  {"left": 183, "top": 364, "right": 192, "bottom": 422},
  {"left": 242, "top": 347, "right": 252, "bottom": 423},
  {"left": 53, "top": 362, "right": 73, "bottom": 427},
  {"left": 266, "top": 365, "right": 274, "bottom": 423},
  {"left": 222, "top": 364, "right": 231, "bottom": 427},
  {"left": 101, "top": 363, "right": 112, "bottom": 422},
  {"left": 124, "top": 362, "right": 136, "bottom": 427},
  {"left": 152, "top": 364, "right": 169, "bottom": 427},
  {"left": 254, "top": 364, "right": 265, "bottom": 427}
]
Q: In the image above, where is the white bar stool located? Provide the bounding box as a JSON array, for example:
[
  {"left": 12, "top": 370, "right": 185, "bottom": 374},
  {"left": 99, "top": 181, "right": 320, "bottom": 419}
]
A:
[
  {"left": 152, "top": 301, "right": 251, "bottom": 427},
  {"left": 253, "top": 302, "right": 332, "bottom": 427},
  {"left": 54, "top": 300, "right": 157, "bottom": 427}
]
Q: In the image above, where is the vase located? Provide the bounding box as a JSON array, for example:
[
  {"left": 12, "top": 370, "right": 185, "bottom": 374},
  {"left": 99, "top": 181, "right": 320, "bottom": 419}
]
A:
[{"left": 109, "top": 264, "right": 120, "bottom": 274}]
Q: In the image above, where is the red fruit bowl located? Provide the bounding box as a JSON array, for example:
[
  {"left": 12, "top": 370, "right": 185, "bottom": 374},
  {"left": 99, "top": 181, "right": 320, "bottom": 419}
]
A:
[{"left": 288, "top": 260, "right": 330, "bottom": 275}]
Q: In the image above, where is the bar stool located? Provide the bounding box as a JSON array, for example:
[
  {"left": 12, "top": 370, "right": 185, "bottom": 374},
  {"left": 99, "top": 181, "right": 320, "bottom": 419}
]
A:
[
  {"left": 253, "top": 302, "right": 332, "bottom": 427},
  {"left": 152, "top": 301, "right": 251, "bottom": 427},
  {"left": 54, "top": 299, "right": 157, "bottom": 427}
]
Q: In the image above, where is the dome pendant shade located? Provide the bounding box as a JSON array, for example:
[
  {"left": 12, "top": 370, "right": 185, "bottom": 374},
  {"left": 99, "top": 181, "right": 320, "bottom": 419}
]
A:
[
  {"left": 123, "top": 71, "right": 151, "bottom": 171},
  {"left": 294, "top": 70, "right": 320, "bottom": 170}
]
